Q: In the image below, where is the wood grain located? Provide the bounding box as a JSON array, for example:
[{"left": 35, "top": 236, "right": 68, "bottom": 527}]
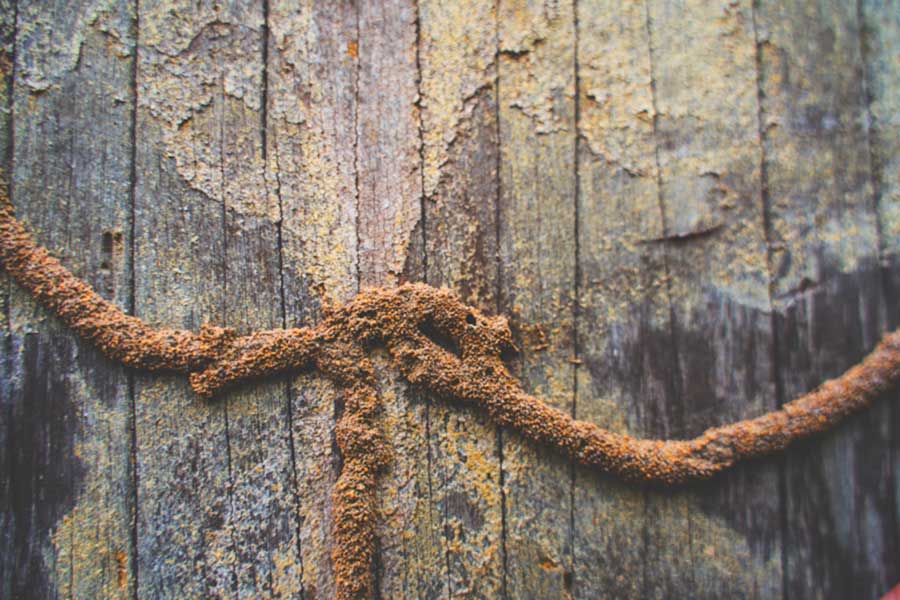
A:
[
  {"left": 645, "top": 0, "right": 781, "bottom": 596},
  {"left": 217, "top": 2, "right": 301, "bottom": 594},
  {"left": 861, "top": 0, "right": 900, "bottom": 592},
  {"left": 2, "top": 1, "right": 899, "bottom": 597},
  {"left": 573, "top": 1, "right": 675, "bottom": 596},
  {"left": 755, "top": 0, "right": 897, "bottom": 596},
  {"left": 497, "top": 1, "right": 577, "bottom": 597},
  {"left": 350, "top": 1, "right": 431, "bottom": 597},
  {"left": 5, "top": 1, "right": 136, "bottom": 597},
  {"left": 573, "top": 3, "right": 782, "bottom": 597},
  {"left": 0, "top": 1, "right": 15, "bottom": 592},
  {"left": 132, "top": 2, "right": 300, "bottom": 596},
  {"left": 266, "top": 2, "right": 359, "bottom": 597},
  {"left": 418, "top": 0, "right": 504, "bottom": 596}
]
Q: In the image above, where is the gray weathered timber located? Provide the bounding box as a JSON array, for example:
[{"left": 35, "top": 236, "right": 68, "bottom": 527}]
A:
[
  {"left": 217, "top": 2, "right": 302, "bottom": 594},
  {"left": 266, "top": 2, "right": 359, "bottom": 597},
  {"left": 574, "top": 3, "right": 782, "bottom": 597},
  {"left": 5, "top": 1, "right": 135, "bottom": 597},
  {"left": 351, "top": 1, "right": 432, "bottom": 597},
  {"left": 756, "top": 0, "right": 897, "bottom": 597},
  {"left": 131, "top": 7, "right": 228, "bottom": 594},
  {"left": 574, "top": 1, "right": 672, "bottom": 596},
  {"left": 498, "top": 1, "right": 577, "bottom": 597},
  {"left": 0, "top": 1, "right": 15, "bottom": 593},
  {"left": 645, "top": 0, "right": 782, "bottom": 596},
  {"left": 419, "top": 1, "right": 504, "bottom": 598},
  {"left": 860, "top": 0, "right": 900, "bottom": 564},
  {"left": 132, "top": 2, "right": 301, "bottom": 596},
  {"left": 1, "top": 1, "right": 899, "bottom": 598}
]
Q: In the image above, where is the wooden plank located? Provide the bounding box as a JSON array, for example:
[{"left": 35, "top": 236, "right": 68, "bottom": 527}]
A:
[
  {"left": 356, "top": 0, "right": 422, "bottom": 289},
  {"left": 265, "top": 1, "right": 360, "bottom": 597},
  {"left": 1, "top": 3, "right": 897, "bottom": 598},
  {"left": 133, "top": 2, "right": 299, "bottom": 596},
  {"left": 755, "top": 0, "right": 897, "bottom": 596},
  {"left": 217, "top": 4, "right": 303, "bottom": 595},
  {"left": 0, "top": 0, "right": 10, "bottom": 171},
  {"left": 860, "top": 0, "right": 900, "bottom": 587},
  {"left": 0, "top": 1, "right": 15, "bottom": 593},
  {"left": 132, "top": 4, "right": 231, "bottom": 596},
  {"left": 573, "top": 3, "right": 781, "bottom": 596},
  {"left": 862, "top": 0, "right": 900, "bottom": 262},
  {"left": 5, "top": 0, "right": 136, "bottom": 597},
  {"left": 645, "top": 0, "right": 782, "bottom": 596},
  {"left": 497, "top": 1, "right": 577, "bottom": 596},
  {"left": 351, "top": 0, "right": 431, "bottom": 596},
  {"left": 419, "top": 0, "right": 504, "bottom": 596},
  {"left": 572, "top": 1, "right": 674, "bottom": 596}
]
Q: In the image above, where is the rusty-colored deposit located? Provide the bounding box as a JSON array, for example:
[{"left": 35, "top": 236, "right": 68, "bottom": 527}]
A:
[{"left": 2, "top": 184, "right": 899, "bottom": 600}]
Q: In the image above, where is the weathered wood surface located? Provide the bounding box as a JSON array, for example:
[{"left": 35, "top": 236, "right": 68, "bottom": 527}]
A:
[
  {"left": 1, "top": 1, "right": 898, "bottom": 598},
  {"left": 4, "top": 3, "right": 136, "bottom": 598}
]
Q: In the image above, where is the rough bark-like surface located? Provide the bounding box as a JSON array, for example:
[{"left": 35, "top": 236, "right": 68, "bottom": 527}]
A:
[
  {"left": 860, "top": 0, "right": 900, "bottom": 568},
  {"left": 266, "top": 2, "right": 359, "bottom": 597},
  {"left": 644, "top": 0, "right": 782, "bottom": 596},
  {"left": 133, "top": 2, "right": 301, "bottom": 596},
  {"left": 574, "top": 1, "right": 672, "bottom": 596},
  {"left": 352, "top": 1, "right": 429, "bottom": 597},
  {"left": 356, "top": 0, "right": 421, "bottom": 289},
  {"left": 573, "top": 3, "right": 782, "bottom": 596},
  {"left": 0, "top": 2, "right": 15, "bottom": 593}
]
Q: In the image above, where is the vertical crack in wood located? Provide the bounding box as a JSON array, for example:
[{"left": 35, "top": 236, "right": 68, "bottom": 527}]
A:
[
  {"left": 749, "top": 2, "right": 788, "bottom": 596},
  {"left": 492, "top": 2, "right": 509, "bottom": 593},
  {"left": 263, "top": 0, "right": 306, "bottom": 592},
  {"left": 640, "top": 2, "right": 685, "bottom": 595},
  {"left": 127, "top": 1, "right": 140, "bottom": 597},
  {"left": 353, "top": 1, "right": 362, "bottom": 293},
  {"left": 570, "top": 0, "right": 581, "bottom": 594}
]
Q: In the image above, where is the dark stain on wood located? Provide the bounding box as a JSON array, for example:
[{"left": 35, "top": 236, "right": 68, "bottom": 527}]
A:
[{"left": 4, "top": 334, "right": 87, "bottom": 599}]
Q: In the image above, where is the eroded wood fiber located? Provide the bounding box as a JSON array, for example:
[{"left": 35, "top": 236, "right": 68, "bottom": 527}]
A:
[
  {"left": 2, "top": 1, "right": 900, "bottom": 598},
  {"left": 133, "top": 2, "right": 302, "bottom": 596},
  {"left": 266, "top": 2, "right": 360, "bottom": 597},
  {"left": 859, "top": 0, "right": 900, "bottom": 566},
  {"left": 574, "top": 1, "right": 675, "bottom": 596},
  {"left": 0, "top": 1, "right": 15, "bottom": 593},
  {"left": 644, "top": 0, "right": 782, "bottom": 596},
  {"left": 418, "top": 0, "right": 504, "bottom": 597},
  {"left": 497, "top": 1, "right": 577, "bottom": 597},
  {"left": 352, "top": 1, "right": 431, "bottom": 596},
  {"left": 6, "top": 1, "right": 136, "bottom": 597}
]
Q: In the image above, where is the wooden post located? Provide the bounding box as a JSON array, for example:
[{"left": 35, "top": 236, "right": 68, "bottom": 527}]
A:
[{"left": 1, "top": 1, "right": 898, "bottom": 598}]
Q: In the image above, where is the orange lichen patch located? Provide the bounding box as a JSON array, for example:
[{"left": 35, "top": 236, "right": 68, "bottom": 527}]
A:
[
  {"left": 2, "top": 181, "right": 900, "bottom": 599},
  {"left": 115, "top": 549, "right": 128, "bottom": 590}
]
